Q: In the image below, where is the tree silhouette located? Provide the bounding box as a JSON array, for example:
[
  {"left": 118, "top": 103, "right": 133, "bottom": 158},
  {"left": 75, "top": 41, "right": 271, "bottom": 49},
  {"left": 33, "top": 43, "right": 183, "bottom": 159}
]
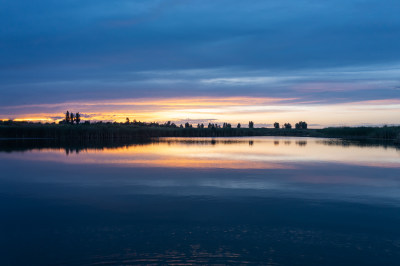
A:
[
  {"left": 284, "top": 123, "right": 292, "bottom": 129},
  {"left": 237, "top": 123, "right": 241, "bottom": 128},
  {"left": 75, "top": 112, "right": 81, "bottom": 124},
  {"left": 70, "top": 113, "right": 75, "bottom": 124},
  {"left": 274, "top": 122, "right": 280, "bottom": 129},
  {"left": 249, "top": 121, "right": 254, "bottom": 128},
  {"left": 125, "top": 117, "right": 130, "bottom": 124},
  {"left": 223, "top": 122, "right": 231, "bottom": 128},
  {"left": 295, "top": 121, "right": 307, "bottom": 129},
  {"left": 65, "top": 111, "right": 70, "bottom": 123}
]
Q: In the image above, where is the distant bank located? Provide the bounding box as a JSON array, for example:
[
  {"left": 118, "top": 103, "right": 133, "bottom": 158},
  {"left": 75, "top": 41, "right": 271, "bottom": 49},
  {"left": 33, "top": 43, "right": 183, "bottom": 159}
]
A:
[{"left": 0, "top": 121, "right": 399, "bottom": 144}]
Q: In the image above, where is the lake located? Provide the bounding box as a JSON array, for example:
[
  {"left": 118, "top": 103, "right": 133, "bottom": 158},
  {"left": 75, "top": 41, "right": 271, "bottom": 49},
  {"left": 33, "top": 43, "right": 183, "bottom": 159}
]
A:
[{"left": 0, "top": 137, "right": 399, "bottom": 265}]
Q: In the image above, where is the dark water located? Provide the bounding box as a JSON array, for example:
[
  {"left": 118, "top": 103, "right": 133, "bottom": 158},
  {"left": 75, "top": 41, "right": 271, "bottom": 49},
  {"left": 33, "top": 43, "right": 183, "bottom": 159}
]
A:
[{"left": 0, "top": 137, "right": 399, "bottom": 265}]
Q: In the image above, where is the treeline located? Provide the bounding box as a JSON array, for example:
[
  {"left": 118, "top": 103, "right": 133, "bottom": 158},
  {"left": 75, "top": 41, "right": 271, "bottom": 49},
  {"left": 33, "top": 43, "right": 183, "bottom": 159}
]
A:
[
  {"left": 0, "top": 121, "right": 313, "bottom": 140},
  {"left": 317, "top": 126, "right": 400, "bottom": 142},
  {"left": 1, "top": 117, "right": 399, "bottom": 143},
  {"left": 58, "top": 111, "right": 306, "bottom": 129}
]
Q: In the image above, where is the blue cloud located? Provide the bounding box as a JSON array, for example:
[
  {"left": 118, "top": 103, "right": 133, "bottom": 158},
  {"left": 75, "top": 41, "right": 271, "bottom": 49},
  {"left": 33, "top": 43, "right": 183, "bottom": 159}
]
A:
[{"left": 0, "top": 0, "right": 400, "bottom": 105}]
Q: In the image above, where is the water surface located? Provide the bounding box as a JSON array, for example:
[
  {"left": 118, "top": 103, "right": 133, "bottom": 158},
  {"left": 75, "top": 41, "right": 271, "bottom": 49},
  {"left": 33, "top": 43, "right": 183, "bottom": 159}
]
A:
[{"left": 0, "top": 137, "right": 399, "bottom": 265}]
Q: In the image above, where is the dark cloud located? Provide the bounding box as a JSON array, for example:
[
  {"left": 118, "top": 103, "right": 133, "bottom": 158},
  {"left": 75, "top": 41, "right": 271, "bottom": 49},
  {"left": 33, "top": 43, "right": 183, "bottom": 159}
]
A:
[
  {"left": 49, "top": 116, "right": 63, "bottom": 120},
  {"left": 0, "top": 0, "right": 400, "bottom": 106},
  {"left": 172, "top": 118, "right": 218, "bottom": 125}
]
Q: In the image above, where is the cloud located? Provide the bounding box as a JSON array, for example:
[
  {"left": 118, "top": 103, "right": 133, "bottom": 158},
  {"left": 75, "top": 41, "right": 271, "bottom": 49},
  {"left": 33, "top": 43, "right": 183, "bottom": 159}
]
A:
[
  {"left": 171, "top": 118, "right": 218, "bottom": 125},
  {"left": 1, "top": 96, "right": 399, "bottom": 128},
  {"left": 1, "top": 0, "right": 400, "bottom": 124},
  {"left": 49, "top": 116, "right": 63, "bottom": 120}
]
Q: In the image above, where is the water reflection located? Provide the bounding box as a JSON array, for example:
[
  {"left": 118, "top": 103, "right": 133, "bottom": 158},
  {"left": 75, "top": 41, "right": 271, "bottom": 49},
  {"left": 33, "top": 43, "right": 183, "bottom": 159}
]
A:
[
  {"left": 1, "top": 137, "right": 399, "bottom": 203},
  {"left": 1, "top": 137, "right": 400, "bottom": 265},
  {"left": 296, "top": 140, "right": 307, "bottom": 146},
  {"left": 1, "top": 137, "right": 398, "bottom": 169}
]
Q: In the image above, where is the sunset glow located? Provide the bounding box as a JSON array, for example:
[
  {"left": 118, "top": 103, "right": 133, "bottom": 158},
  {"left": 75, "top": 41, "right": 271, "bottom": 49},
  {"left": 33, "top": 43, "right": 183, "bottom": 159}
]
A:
[{"left": 1, "top": 97, "right": 399, "bottom": 127}]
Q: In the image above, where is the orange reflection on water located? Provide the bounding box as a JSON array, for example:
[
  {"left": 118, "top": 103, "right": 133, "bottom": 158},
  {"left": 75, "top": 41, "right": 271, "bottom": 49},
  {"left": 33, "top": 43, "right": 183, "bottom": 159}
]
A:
[{"left": 1, "top": 137, "right": 399, "bottom": 169}]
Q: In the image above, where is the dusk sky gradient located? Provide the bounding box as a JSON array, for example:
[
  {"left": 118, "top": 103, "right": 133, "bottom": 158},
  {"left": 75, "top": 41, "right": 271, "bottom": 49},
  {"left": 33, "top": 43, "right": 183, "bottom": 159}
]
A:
[{"left": 1, "top": 0, "right": 399, "bottom": 127}]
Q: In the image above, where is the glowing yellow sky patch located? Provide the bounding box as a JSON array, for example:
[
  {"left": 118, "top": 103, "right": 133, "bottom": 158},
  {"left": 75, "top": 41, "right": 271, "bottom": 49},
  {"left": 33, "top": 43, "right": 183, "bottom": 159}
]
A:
[
  {"left": 1, "top": 96, "right": 399, "bottom": 127},
  {"left": 11, "top": 117, "right": 55, "bottom": 122}
]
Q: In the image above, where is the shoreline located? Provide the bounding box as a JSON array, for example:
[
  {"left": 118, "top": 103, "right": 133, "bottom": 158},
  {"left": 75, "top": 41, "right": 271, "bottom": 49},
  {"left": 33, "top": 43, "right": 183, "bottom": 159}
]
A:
[{"left": 0, "top": 123, "right": 399, "bottom": 145}]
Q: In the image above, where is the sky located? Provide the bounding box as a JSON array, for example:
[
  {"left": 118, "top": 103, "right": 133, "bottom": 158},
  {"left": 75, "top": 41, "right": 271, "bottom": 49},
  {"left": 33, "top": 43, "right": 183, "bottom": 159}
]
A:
[{"left": 0, "top": 0, "right": 399, "bottom": 127}]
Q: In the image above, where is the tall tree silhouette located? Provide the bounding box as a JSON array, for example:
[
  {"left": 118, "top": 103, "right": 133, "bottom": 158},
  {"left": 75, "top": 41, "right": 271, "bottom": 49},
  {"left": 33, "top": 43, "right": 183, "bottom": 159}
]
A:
[
  {"left": 70, "top": 113, "right": 75, "bottom": 124},
  {"left": 75, "top": 112, "right": 81, "bottom": 124},
  {"left": 249, "top": 121, "right": 254, "bottom": 128},
  {"left": 274, "top": 122, "right": 279, "bottom": 129},
  {"left": 65, "top": 111, "right": 70, "bottom": 123},
  {"left": 237, "top": 123, "right": 241, "bottom": 128}
]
